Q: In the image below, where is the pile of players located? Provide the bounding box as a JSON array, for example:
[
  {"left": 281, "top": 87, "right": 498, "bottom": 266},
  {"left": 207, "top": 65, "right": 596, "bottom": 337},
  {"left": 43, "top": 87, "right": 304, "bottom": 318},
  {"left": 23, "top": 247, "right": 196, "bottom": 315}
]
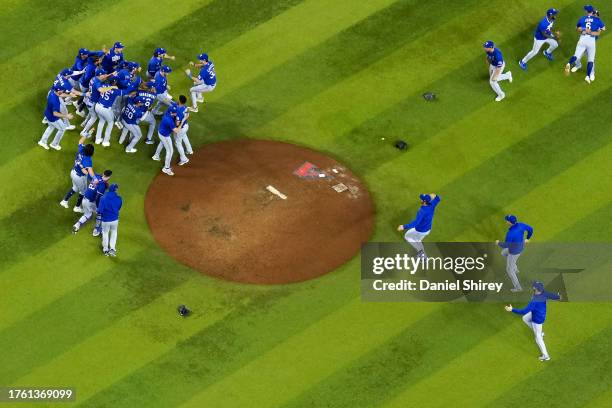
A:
[
  {"left": 39, "top": 42, "right": 217, "bottom": 256},
  {"left": 37, "top": 41, "right": 217, "bottom": 177}
]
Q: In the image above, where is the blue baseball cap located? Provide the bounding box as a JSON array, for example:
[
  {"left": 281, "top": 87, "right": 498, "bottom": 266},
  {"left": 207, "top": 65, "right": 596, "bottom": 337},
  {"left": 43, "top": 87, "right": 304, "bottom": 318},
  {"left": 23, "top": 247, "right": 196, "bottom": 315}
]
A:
[
  {"left": 584, "top": 5, "right": 595, "bottom": 13},
  {"left": 198, "top": 53, "right": 209, "bottom": 61},
  {"left": 95, "top": 67, "right": 107, "bottom": 76},
  {"left": 114, "top": 41, "right": 125, "bottom": 49},
  {"left": 52, "top": 85, "right": 64, "bottom": 92},
  {"left": 532, "top": 281, "right": 545, "bottom": 292},
  {"left": 483, "top": 40, "right": 495, "bottom": 48},
  {"left": 109, "top": 183, "right": 119, "bottom": 192},
  {"left": 547, "top": 8, "right": 558, "bottom": 16},
  {"left": 167, "top": 105, "right": 178, "bottom": 114},
  {"left": 419, "top": 194, "right": 432, "bottom": 203},
  {"left": 161, "top": 65, "right": 172, "bottom": 73},
  {"left": 134, "top": 96, "right": 145, "bottom": 104},
  {"left": 505, "top": 214, "right": 518, "bottom": 224},
  {"left": 79, "top": 48, "right": 89, "bottom": 55},
  {"left": 60, "top": 68, "right": 73, "bottom": 76}
]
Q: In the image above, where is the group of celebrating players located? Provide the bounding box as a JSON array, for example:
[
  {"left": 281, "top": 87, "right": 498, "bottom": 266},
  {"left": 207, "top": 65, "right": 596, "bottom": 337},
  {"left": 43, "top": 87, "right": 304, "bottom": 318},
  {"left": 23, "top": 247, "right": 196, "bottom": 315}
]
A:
[
  {"left": 38, "top": 42, "right": 217, "bottom": 256},
  {"left": 483, "top": 4, "right": 605, "bottom": 101}
]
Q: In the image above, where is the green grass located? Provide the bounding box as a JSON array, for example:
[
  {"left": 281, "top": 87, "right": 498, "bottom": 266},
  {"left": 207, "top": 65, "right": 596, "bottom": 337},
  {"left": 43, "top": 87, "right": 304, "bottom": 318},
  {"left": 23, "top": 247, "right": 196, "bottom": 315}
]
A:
[{"left": 1, "top": 0, "right": 611, "bottom": 407}]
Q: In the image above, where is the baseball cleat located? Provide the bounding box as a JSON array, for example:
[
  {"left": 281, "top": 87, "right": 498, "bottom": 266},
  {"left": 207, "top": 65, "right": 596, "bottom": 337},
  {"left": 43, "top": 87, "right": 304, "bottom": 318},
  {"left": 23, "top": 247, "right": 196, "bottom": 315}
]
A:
[
  {"left": 73, "top": 206, "right": 83, "bottom": 213},
  {"left": 75, "top": 109, "right": 86, "bottom": 117},
  {"left": 93, "top": 229, "right": 101, "bottom": 237},
  {"left": 585, "top": 76, "right": 591, "bottom": 84},
  {"left": 495, "top": 95, "right": 506, "bottom": 102},
  {"left": 187, "top": 151, "right": 194, "bottom": 155},
  {"left": 152, "top": 155, "right": 161, "bottom": 161},
  {"left": 102, "top": 141, "right": 110, "bottom": 147},
  {"left": 539, "top": 355, "right": 551, "bottom": 362},
  {"left": 125, "top": 148, "right": 138, "bottom": 154},
  {"left": 38, "top": 141, "right": 49, "bottom": 150},
  {"left": 49, "top": 144, "right": 62, "bottom": 151},
  {"left": 145, "top": 139, "right": 155, "bottom": 145},
  {"left": 114, "top": 121, "right": 123, "bottom": 130},
  {"left": 543, "top": 50, "right": 553, "bottom": 61},
  {"left": 60, "top": 200, "right": 69, "bottom": 208},
  {"left": 178, "top": 158, "right": 190, "bottom": 166},
  {"left": 571, "top": 65, "right": 581, "bottom": 73},
  {"left": 103, "top": 250, "right": 110, "bottom": 257},
  {"left": 108, "top": 249, "right": 117, "bottom": 257},
  {"left": 162, "top": 167, "right": 175, "bottom": 176},
  {"left": 42, "top": 117, "right": 49, "bottom": 124},
  {"left": 72, "top": 225, "right": 79, "bottom": 234},
  {"left": 188, "top": 107, "right": 199, "bottom": 113},
  {"left": 518, "top": 60, "right": 527, "bottom": 71},
  {"left": 590, "top": 74, "right": 595, "bottom": 82},
  {"left": 65, "top": 125, "right": 76, "bottom": 131},
  {"left": 564, "top": 63, "right": 571, "bottom": 74},
  {"left": 508, "top": 71, "right": 513, "bottom": 83},
  {"left": 196, "top": 96, "right": 204, "bottom": 103},
  {"left": 95, "top": 138, "right": 102, "bottom": 145}
]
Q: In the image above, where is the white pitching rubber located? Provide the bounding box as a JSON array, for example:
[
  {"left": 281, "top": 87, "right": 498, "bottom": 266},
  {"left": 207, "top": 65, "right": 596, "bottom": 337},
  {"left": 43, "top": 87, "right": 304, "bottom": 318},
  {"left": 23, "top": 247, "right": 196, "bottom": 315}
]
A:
[{"left": 266, "top": 185, "right": 287, "bottom": 200}]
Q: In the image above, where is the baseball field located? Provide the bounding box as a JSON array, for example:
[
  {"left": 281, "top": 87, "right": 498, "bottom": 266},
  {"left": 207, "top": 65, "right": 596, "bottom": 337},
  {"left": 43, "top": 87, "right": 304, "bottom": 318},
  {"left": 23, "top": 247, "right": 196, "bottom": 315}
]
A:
[{"left": 1, "top": 0, "right": 612, "bottom": 406}]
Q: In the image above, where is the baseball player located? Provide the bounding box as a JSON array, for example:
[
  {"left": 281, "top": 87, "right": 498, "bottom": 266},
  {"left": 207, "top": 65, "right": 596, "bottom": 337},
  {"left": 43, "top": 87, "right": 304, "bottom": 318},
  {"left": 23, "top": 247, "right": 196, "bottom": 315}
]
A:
[
  {"left": 60, "top": 136, "right": 95, "bottom": 213},
  {"left": 136, "top": 82, "right": 158, "bottom": 144},
  {"left": 519, "top": 8, "right": 560, "bottom": 70},
  {"left": 505, "top": 281, "right": 561, "bottom": 361},
  {"left": 101, "top": 41, "right": 125, "bottom": 73},
  {"left": 397, "top": 194, "right": 441, "bottom": 258},
  {"left": 46, "top": 68, "right": 83, "bottom": 131},
  {"left": 147, "top": 47, "right": 175, "bottom": 79},
  {"left": 483, "top": 41, "right": 513, "bottom": 101},
  {"left": 152, "top": 105, "right": 180, "bottom": 176},
  {"left": 571, "top": 9, "right": 604, "bottom": 76},
  {"left": 174, "top": 95, "right": 194, "bottom": 165},
  {"left": 38, "top": 86, "right": 74, "bottom": 150},
  {"left": 186, "top": 53, "right": 216, "bottom": 112},
  {"left": 496, "top": 215, "right": 533, "bottom": 292},
  {"left": 72, "top": 170, "right": 112, "bottom": 235},
  {"left": 98, "top": 183, "right": 123, "bottom": 257},
  {"left": 81, "top": 68, "right": 116, "bottom": 138},
  {"left": 71, "top": 48, "right": 105, "bottom": 115},
  {"left": 94, "top": 82, "right": 131, "bottom": 147},
  {"left": 117, "top": 96, "right": 147, "bottom": 153},
  {"left": 151, "top": 65, "right": 173, "bottom": 115},
  {"left": 565, "top": 5, "right": 606, "bottom": 83}
]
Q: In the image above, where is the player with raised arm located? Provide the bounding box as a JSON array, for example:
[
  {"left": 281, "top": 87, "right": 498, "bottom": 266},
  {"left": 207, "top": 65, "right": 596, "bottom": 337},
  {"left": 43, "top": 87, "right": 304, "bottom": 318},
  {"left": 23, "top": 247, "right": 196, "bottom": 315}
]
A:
[
  {"left": 505, "top": 281, "right": 561, "bottom": 361},
  {"left": 397, "top": 194, "right": 441, "bottom": 258},
  {"left": 147, "top": 47, "right": 175, "bottom": 79},
  {"left": 60, "top": 135, "right": 95, "bottom": 213},
  {"left": 186, "top": 53, "right": 216, "bottom": 112}
]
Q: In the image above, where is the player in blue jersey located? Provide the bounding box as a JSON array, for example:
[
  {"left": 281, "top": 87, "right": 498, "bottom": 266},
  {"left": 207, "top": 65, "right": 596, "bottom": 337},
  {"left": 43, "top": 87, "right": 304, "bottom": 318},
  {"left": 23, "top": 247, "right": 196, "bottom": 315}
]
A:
[
  {"left": 519, "top": 8, "right": 560, "bottom": 70},
  {"left": 94, "top": 82, "right": 131, "bottom": 147},
  {"left": 118, "top": 97, "right": 147, "bottom": 153},
  {"left": 152, "top": 105, "right": 180, "bottom": 176},
  {"left": 571, "top": 9, "right": 605, "bottom": 77},
  {"left": 483, "top": 41, "right": 513, "bottom": 101},
  {"left": 505, "top": 281, "right": 561, "bottom": 361},
  {"left": 151, "top": 65, "right": 173, "bottom": 115},
  {"left": 174, "top": 96, "right": 193, "bottom": 165},
  {"left": 186, "top": 53, "right": 216, "bottom": 112},
  {"left": 60, "top": 135, "right": 95, "bottom": 213},
  {"left": 72, "top": 169, "right": 112, "bottom": 236},
  {"left": 565, "top": 5, "right": 606, "bottom": 83},
  {"left": 78, "top": 54, "right": 104, "bottom": 120},
  {"left": 38, "top": 86, "right": 74, "bottom": 150},
  {"left": 496, "top": 215, "right": 534, "bottom": 292},
  {"left": 147, "top": 47, "right": 175, "bottom": 79},
  {"left": 397, "top": 194, "right": 441, "bottom": 258},
  {"left": 101, "top": 41, "right": 125, "bottom": 73},
  {"left": 98, "top": 184, "right": 123, "bottom": 257},
  {"left": 133, "top": 82, "right": 158, "bottom": 144},
  {"left": 47, "top": 68, "right": 83, "bottom": 131},
  {"left": 81, "top": 68, "right": 116, "bottom": 138}
]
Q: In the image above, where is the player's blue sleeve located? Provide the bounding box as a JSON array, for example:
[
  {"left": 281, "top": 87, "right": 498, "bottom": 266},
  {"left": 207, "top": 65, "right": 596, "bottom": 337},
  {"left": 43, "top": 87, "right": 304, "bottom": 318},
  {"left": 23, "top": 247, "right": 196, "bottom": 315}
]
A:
[
  {"left": 431, "top": 195, "right": 441, "bottom": 207},
  {"left": 512, "top": 301, "right": 535, "bottom": 315},
  {"left": 403, "top": 209, "right": 424, "bottom": 230},
  {"left": 497, "top": 240, "right": 508, "bottom": 249},
  {"left": 88, "top": 50, "right": 105, "bottom": 58},
  {"left": 544, "top": 291, "right": 561, "bottom": 301},
  {"left": 523, "top": 223, "right": 534, "bottom": 240},
  {"left": 97, "top": 195, "right": 106, "bottom": 214}
]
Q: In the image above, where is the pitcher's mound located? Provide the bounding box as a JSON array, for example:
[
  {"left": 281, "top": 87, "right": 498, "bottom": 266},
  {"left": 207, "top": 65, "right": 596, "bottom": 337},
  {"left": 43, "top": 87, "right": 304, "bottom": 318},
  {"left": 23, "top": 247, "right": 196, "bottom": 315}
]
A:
[{"left": 145, "top": 139, "right": 375, "bottom": 284}]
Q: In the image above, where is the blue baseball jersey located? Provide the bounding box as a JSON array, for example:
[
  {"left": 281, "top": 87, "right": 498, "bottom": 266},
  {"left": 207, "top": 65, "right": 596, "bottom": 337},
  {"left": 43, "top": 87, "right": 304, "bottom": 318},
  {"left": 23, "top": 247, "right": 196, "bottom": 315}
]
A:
[
  {"left": 98, "top": 191, "right": 122, "bottom": 222},
  {"left": 122, "top": 101, "right": 146, "bottom": 124},
  {"left": 158, "top": 112, "right": 176, "bottom": 137},
  {"left": 137, "top": 89, "right": 156, "bottom": 111},
  {"left": 44, "top": 92, "right": 61, "bottom": 122},
  {"left": 73, "top": 144, "right": 93, "bottom": 175},
  {"left": 126, "top": 75, "right": 142, "bottom": 93},
  {"left": 512, "top": 291, "right": 560, "bottom": 324},
  {"left": 80, "top": 62, "right": 97, "bottom": 89},
  {"left": 153, "top": 71, "right": 168, "bottom": 94},
  {"left": 198, "top": 62, "right": 216, "bottom": 85},
  {"left": 578, "top": 16, "right": 606, "bottom": 35},
  {"left": 71, "top": 56, "right": 88, "bottom": 80},
  {"left": 403, "top": 196, "right": 441, "bottom": 233},
  {"left": 147, "top": 56, "right": 162, "bottom": 77},
  {"left": 51, "top": 74, "right": 72, "bottom": 92},
  {"left": 498, "top": 222, "right": 534, "bottom": 255},
  {"left": 89, "top": 77, "right": 106, "bottom": 104},
  {"left": 534, "top": 17, "right": 555, "bottom": 40},
  {"left": 176, "top": 104, "right": 189, "bottom": 127},
  {"left": 84, "top": 174, "right": 108, "bottom": 205},
  {"left": 98, "top": 88, "right": 128, "bottom": 108},
  {"left": 115, "top": 69, "right": 132, "bottom": 89},
  {"left": 101, "top": 48, "right": 124, "bottom": 72},
  {"left": 486, "top": 48, "right": 504, "bottom": 67}
]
